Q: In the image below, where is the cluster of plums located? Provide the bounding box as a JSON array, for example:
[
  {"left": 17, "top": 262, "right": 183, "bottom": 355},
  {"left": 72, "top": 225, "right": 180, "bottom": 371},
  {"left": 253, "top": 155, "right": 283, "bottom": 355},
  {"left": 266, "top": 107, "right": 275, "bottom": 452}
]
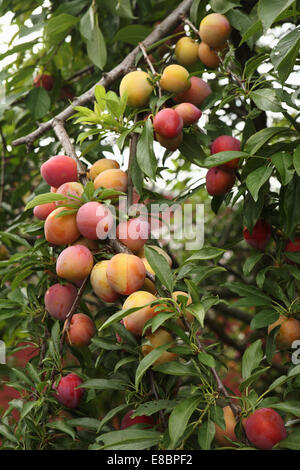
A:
[
  {"left": 31, "top": 12, "right": 295, "bottom": 445},
  {"left": 175, "top": 13, "right": 231, "bottom": 69},
  {"left": 33, "top": 153, "right": 194, "bottom": 427}
]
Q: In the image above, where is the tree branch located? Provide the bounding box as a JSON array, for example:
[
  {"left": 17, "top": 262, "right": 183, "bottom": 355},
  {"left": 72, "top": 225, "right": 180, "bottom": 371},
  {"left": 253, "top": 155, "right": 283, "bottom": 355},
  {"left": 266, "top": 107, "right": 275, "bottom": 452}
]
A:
[{"left": 12, "top": 0, "right": 193, "bottom": 149}]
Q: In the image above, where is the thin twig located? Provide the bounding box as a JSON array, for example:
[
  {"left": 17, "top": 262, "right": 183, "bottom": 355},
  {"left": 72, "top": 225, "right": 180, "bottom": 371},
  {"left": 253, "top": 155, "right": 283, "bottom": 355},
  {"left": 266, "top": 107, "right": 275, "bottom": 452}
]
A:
[
  {"left": 182, "top": 316, "right": 240, "bottom": 418},
  {"left": 149, "top": 370, "right": 167, "bottom": 429},
  {"left": 59, "top": 276, "right": 89, "bottom": 355},
  {"left": 139, "top": 42, "right": 162, "bottom": 98}
]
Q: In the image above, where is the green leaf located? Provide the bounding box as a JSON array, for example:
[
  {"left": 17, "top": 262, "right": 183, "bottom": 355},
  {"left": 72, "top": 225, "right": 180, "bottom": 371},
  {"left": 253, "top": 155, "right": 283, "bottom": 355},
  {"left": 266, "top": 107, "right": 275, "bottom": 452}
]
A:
[
  {"left": 188, "top": 303, "right": 206, "bottom": 328},
  {"left": 243, "top": 253, "right": 264, "bottom": 276},
  {"left": 244, "top": 127, "right": 291, "bottom": 155},
  {"left": 272, "top": 152, "right": 294, "bottom": 186},
  {"left": 97, "top": 404, "right": 130, "bottom": 432},
  {"left": 45, "top": 13, "right": 79, "bottom": 43},
  {"left": 258, "top": 0, "right": 296, "bottom": 30},
  {"left": 281, "top": 174, "right": 300, "bottom": 238},
  {"left": 250, "top": 89, "right": 283, "bottom": 113},
  {"left": 87, "top": 15, "right": 107, "bottom": 70},
  {"left": 47, "top": 421, "right": 76, "bottom": 440},
  {"left": 250, "top": 310, "right": 279, "bottom": 329},
  {"left": 198, "top": 352, "right": 216, "bottom": 368},
  {"left": 271, "top": 401, "right": 300, "bottom": 417},
  {"left": 0, "top": 424, "right": 18, "bottom": 443},
  {"left": 242, "top": 339, "right": 263, "bottom": 379},
  {"left": 270, "top": 26, "right": 300, "bottom": 82},
  {"left": 79, "top": 6, "right": 93, "bottom": 41},
  {"left": 223, "top": 281, "right": 272, "bottom": 305},
  {"left": 210, "top": 0, "right": 240, "bottom": 13},
  {"left": 136, "top": 120, "right": 157, "bottom": 179},
  {"left": 198, "top": 419, "right": 215, "bottom": 450},
  {"left": 25, "top": 192, "right": 68, "bottom": 211},
  {"left": 240, "top": 21, "right": 263, "bottom": 47},
  {"left": 240, "top": 366, "right": 270, "bottom": 391},
  {"left": 26, "top": 88, "right": 51, "bottom": 120},
  {"left": 132, "top": 400, "right": 176, "bottom": 417},
  {"left": 144, "top": 245, "right": 174, "bottom": 293},
  {"left": 203, "top": 151, "right": 248, "bottom": 168},
  {"left": 67, "top": 417, "right": 101, "bottom": 431},
  {"left": 153, "top": 361, "right": 199, "bottom": 377},
  {"left": 246, "top": 165, "right": 272, "bottom": 202},
  {"left": 293, "top": 145, "right": 300, "bottom": 177},
  {"left": 278, "top": 428, "right": 300, "bottom": 450},
  {"left": 135, "top": 343, "right": 171, "bottom": 389},
  {"left": 79, "top": 379, "right": 126, "bottom": 391},
  {"left": 20, "top": 401, "right": 37, "bottom": 420},
  {"left": 179, "top": 132, "right": 206, "bottom": 166},
  {"left": 97, "top": 429, "right": 161, "bottom": 451},
  {"left": 114, "top": 25, "right": 151, "bottom": 45},
  {"left": 168, "top": 396, "right": 201, "bottom": 448},
  {"left": 184, "top": 247, "right": 225, "bottom": 264}
]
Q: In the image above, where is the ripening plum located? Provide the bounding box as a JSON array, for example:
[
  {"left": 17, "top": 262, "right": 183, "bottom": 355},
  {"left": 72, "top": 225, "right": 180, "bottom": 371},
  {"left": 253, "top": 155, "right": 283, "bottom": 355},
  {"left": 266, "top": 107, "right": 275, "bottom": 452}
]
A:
[
  {"left": 175, "top": 37, "right": 199, "bottom": 66},
  {"left": 55, "top": 182, "right": 84, "bottom": 206},
  {"left": 211, "top": 135, "right": 241, "bottom": 169},
  {"left": 73, "top": 237, "right": 99, "bottom": 251},
  {"left": 123, "top": 291, "right": 157, "bottom": 335},
  {"left": 198, "top": 42, "right": 226, "bottom": 69},
  {"left": 40, "top": 155, "right": 78, "bottom": 188},
  {"left": 243, "top": 220, "right": 271, "bottom": 251},
  {"left": 284, "top": 238, "right": 300, "bottom": 264},
  {"left": 214, "top": 406, "right": 238, "bottom": 447},
  {"left": 44, "top": 207, "right": 80, "bottom": 246},
  {"left": 56, "top": 373, "right": 84, "bottom": 408},
  {"left": 199, "top": 13, "right": 231, "bottom": 48},
  {"left": 206, "top": 166, "right": 235, "bottom": 196},
  {"left": 59, "top": 86, "right": 75, "bottom": 101},
  {"left": 245, "top": 408, "right": 287, "bottom": 450},
  {"left": 90, "top": 260, "right": 120, "bottom": 303},
  {"left": 66, "top": 313, "right": 96, "bottom": 348},
  {"left": 156, "top": 132, "right": 183, "bottom": 151},
  {"left": 76, "top": 201, "right": 114, "bottom": 240},
  {"left": 56, "top": 245, "right": 93, "bottom": 281},
  {"left": 268, "top": 315, "right": 300, "bottom": 350},
  {"left": 33, "top": 202, "right": 56, "bottom": 220},
  {"left": 142, "top": 328, "right": 177, "bottom": 365},
  {"left": 121, "top": 410, "right": 155, "bottom": 429},
  {"left": 44, "top": 283, "right": 77, "bottom": 321},
  {"left": 119, "top": 71, "right": 154, "bottom": 107},
  {"left": 106, "top": 253, "right": 146, "bottom": 295},
  {"left": 116, "top": 218, "right": 150, "bottom": 252},
  {"left": 34, "top": 73, "right": 54, "bottom": 91},
  {"left": 174, "top": 102, "right": 202, "bottom": 125},
  {"left": 153, "top": 108, "right": 183, "bottom": 139},
  {"left": 160, "top": 64, "right": 191, "bottom": 94},
  {"left": 88, "top": 159, "right": 120, "bottom": 181},
  {"left": 174, "top": 76, "right": 212, "bottom": 107},
  {"left": 93, "top": 169, "right": 128, "bottom": 194}
]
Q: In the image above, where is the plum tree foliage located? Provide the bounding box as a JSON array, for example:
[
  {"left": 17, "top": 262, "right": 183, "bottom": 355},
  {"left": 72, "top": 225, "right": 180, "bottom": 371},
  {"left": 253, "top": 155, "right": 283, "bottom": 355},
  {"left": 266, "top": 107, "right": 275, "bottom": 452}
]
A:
[{"left": 0, "top": 0, "right": 300, "bottom": 451}]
